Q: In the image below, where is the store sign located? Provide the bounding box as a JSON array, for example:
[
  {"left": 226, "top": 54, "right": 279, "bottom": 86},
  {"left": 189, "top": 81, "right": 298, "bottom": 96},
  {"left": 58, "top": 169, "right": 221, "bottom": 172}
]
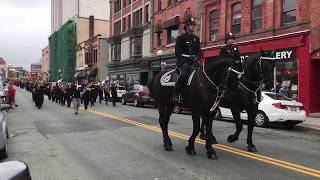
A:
[{"left": 241, "top": 48, "right": 296, "bottom": 62}]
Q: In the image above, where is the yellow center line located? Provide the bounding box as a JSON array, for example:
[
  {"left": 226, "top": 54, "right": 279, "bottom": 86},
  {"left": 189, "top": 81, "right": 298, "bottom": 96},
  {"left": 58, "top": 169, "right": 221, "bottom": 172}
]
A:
[{"left": 84, "top": 108, "right": 320, "bottom": 178}]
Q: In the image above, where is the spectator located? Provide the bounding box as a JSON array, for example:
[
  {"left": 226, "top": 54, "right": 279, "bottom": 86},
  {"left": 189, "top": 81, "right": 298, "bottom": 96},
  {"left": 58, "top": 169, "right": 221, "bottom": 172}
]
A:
[
  {"left": 7, "top": 82, "right": 15, "bottom": 107},
  {"left": 278, "top": 85, "right": 288, "bottom": 97}
]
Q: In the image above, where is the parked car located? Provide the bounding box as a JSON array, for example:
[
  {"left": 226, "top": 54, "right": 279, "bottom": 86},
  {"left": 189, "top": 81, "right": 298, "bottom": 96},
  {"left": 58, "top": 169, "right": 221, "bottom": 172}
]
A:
[
  {"left": 109, "top": 85, "right": 126, "bottom": 102},
  {"left": 218, "top": 92, "right": 306, "bottom": 128},
  {"left": 0, "top": 161, "right": 32, "bottom": 180},
  {"left": 121, "top": 85, "right": 156, "bottom": 107},
  {"left": 0, "top": 98, "right": 10, "bottom": 159}
]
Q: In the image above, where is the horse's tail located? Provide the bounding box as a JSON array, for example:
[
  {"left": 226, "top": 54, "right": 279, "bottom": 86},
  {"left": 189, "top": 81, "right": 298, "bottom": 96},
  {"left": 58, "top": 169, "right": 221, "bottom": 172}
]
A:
[{"left": 148, "top": 77, "right": 155, "bottom": 98}]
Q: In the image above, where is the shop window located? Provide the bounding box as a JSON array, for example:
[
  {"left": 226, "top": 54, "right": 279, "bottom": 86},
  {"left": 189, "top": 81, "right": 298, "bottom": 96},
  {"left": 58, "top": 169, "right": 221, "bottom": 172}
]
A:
[
  {"left": 167, "top": 27, "right": 179, "bottom": 44},
  {"left": 232, "top": 3, "right": 241, "bottom": 35},
  {"left": 210, "top": 10, "right": 219, "bottom": 41},
  {"left": 130, "top": 36, "right": 143, "bottom": 58},
  {"left": 283, "top": 0, "right": 296, "bottom": 25},
  {"left": 275, "top": 59, "right": 298, "bottom": 100},
  {"left": 252, "top": 0, "right": 263, "bottom": 31}
]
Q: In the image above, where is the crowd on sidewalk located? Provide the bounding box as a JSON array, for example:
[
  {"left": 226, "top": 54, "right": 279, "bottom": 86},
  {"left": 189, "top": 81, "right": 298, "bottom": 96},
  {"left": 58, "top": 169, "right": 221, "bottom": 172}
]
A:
[{"left": 17, "top": 79, "right": 120, "bottom": 114}]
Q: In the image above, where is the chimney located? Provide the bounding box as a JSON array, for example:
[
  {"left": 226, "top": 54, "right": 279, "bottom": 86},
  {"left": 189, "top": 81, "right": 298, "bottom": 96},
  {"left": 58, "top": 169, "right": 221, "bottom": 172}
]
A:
[{"left": 89, "top": 15, "right": 94, "bottom": 38}]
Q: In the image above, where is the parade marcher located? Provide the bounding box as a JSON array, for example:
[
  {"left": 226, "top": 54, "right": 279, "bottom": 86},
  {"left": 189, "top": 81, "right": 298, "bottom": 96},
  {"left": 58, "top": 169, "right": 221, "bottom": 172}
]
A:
[
  {"left": 89, "top": 83, "right": 96, "bottom": 107},
  {"left": 98, "top": 83, "right": 104, "bottom": 104},
  {"left": 34, "top": 84, "right": 44, "bottom": 109},
  {"left": 219, "top": 32, "right": 243, "bottom": 93},
  {"left": 82, "top": 84, "right": 91, "bottom": 110},
  {"left": 71, "top": 80, "right": 82, "bottom": 114},
  {"left": 103, "top": 81, "right": 110, "bottom": 105},
  {"left": 65, "top": 84, "right": 72, "bottom": 108},
  {"left": 110, "top": 82, "right": 117, "bottom": 107},
  {"left": 172, "top": 16, "right": 201, "bottom": 103}
]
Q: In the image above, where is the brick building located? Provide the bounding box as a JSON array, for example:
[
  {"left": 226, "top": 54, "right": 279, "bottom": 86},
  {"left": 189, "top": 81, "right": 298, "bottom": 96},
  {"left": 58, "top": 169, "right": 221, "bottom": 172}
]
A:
[
  {"left": 108, "top": 0, "right": 152, "bottom": 85},
  {"left": 150, "top": 0, "right": 199, "bottom": 74},
  {"left": 200, "top": 0, "right": 320, "bottom": 114}
]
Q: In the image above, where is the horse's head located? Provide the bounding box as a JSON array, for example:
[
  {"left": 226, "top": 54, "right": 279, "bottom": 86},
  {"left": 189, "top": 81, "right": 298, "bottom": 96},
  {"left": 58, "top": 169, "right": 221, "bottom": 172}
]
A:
[
  {"left": 244, "top": 50, "right": 276, "bottom": 90},
  {"left": 260, "top": 50, "right": 276, "bottom": 90}
]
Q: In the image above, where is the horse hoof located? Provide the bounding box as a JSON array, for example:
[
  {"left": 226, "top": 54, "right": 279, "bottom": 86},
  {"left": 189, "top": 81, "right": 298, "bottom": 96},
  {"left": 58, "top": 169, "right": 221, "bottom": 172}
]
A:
[
  {"left": 199, "top": 134, "right": 206, "bottom": 140},
  {"left": 207, "top": 153, "right": 218, "bottom": 160},
  {"left": 227, "top": 135, "right": 238, "bottom": 143},
  {"left": 185, "top": 146, "right": 196, "bottom": 156},
  {"left": 247, "top": 145, "right": 257, "bottom": 152},
  {"left": 164, "top": 144, "right": 173, "bottom": 151}
]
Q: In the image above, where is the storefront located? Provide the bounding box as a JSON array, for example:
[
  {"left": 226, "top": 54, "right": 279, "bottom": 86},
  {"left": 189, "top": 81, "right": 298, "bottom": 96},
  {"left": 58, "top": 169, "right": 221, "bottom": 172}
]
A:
[{"left": 202, "top": 30, "right": 320, "bottom": 115}]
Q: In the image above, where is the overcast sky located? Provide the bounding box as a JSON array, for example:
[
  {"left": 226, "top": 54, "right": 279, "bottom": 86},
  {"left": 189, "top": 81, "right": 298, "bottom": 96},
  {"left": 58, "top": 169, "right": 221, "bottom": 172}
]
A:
[{"left": 0, "top": 0, "right": 50, "bottom": 70}]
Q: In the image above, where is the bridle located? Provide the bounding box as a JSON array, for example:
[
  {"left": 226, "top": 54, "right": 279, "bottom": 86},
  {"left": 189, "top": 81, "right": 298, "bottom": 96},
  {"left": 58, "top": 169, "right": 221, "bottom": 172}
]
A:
[{"left": 239, "top": 55, "right": 276, "bottom": 104}]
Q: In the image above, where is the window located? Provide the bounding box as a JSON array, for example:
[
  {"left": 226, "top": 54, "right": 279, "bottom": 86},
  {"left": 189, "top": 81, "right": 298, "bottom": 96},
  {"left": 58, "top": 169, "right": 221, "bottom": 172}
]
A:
[
  {"left": 114, "top": 0, "right": 121, "bottom": 13},
  {"left": 113, "top": 21, "right": 121, "bottom": 35},
  {"left": 283, "top": 0, "right": 296, "bottom": 25},
  {"left": 210, "top": 10, "right": 219, "bottom": 41},
  {"left": 167, "top": 27, "right": 179, "bottom": 44},
  {"left": 93, "top": 49, "right": 98, "bottom": 63},
  {"left": 232, "top": 3, "right": 241, "bottom": 34},
  {"left": 168, "top": 0, "right": 174, "bottom": 7},
  {"left": 128, "top": 15, "right": 131, "bottom": 29},
  {"left": 123, "top": 0, "right": 131, "bottom": 8},
  {"left": 252, "top": 0, "right": 263, "bottom": 31},
  {"left": 130, "top": 36, "right": 143, "bottom": 57},
  {"left": 158, "top": 0, "right": 163, "bottom": 11},
  {"left": 111, "top": 44, "right": 121, "bottom": 60},
  {"left": 145, "top": 4, "right": 150, "bottom": 23},
  {"left": 157, "top": 33, "right": 162, "bottom": 47},
  {"left": 122, "top": 17, "right": 127, "bottom": 32},
  {"left": 133, "top": 9, "right": 143, "bottom": 27}
]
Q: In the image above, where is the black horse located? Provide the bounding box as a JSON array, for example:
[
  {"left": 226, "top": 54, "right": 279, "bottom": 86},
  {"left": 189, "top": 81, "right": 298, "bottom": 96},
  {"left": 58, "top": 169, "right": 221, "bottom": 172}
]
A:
[
  {"left": 149, "top": 56, "right": 237, "bottom": 159},
  {"left": 200, "top": 51, "right": 276, "bottom": 152}
]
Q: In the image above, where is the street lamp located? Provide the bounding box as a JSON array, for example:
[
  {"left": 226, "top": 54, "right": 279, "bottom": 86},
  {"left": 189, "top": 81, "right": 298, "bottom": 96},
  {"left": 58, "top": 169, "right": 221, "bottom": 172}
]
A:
[
  {"left": 58, "top": 69, "right": 62, "bottom": 79},
  {"left": 157, "top": 49, "right": 165, "bottom": 71}
]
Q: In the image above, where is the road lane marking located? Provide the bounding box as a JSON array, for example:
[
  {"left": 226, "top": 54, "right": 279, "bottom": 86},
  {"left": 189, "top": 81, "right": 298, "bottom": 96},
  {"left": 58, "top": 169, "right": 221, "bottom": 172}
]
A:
[{"left": 84, "top": 108, "right": 320, "bottom": 178}]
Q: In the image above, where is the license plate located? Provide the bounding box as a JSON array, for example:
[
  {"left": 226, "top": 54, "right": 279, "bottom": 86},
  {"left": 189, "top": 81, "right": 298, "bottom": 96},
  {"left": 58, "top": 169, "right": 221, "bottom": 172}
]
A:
[{"left": 289, "top": 107, "right": 297, "bottom": 111}]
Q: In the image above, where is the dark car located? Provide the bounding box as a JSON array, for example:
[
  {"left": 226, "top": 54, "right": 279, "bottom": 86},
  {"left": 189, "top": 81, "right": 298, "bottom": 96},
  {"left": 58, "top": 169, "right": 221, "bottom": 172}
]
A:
[{"left": 121, "top": 85, "right": 156, "bottom": 107}]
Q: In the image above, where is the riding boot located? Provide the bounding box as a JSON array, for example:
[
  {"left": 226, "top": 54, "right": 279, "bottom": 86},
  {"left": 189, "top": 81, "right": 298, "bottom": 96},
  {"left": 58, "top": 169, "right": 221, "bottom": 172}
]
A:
[{"left": 172, "top": 78, "right": 183, "bottom": 104}]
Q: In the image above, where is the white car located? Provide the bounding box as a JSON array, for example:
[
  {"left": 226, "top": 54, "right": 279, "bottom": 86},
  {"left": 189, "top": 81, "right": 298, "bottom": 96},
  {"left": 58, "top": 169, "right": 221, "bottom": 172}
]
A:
[
  {"left": 0, "top": 101, "right": 9, "bottom": 159},
  {"left": 218, "top": 92, "right": 306, "bottom": 128}
]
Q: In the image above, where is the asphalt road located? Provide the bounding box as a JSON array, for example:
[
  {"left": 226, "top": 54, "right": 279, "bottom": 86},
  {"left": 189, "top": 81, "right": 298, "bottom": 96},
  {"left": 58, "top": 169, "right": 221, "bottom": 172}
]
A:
[{"left": 3, "top": 88, "right": 320, "bottom": 180}]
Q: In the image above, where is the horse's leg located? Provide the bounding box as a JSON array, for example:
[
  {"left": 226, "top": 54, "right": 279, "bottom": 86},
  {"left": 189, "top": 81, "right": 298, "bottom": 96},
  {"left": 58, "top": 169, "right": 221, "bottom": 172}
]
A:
[
  {"left": 185, "top": 110, "right": 200, "bottom": 156},
  {"left": 199, "top": 119, "right": 206, "bottom": 140},
  {"left": 158, "top": 104, "right": 173, "bottom": 151},
  {"left": 246, "top": 106, "right": 258, "bottom": 152},
  {"left": 208, "top": 111, "right": 218, "bottom": 144},
  {"left": 227, "top": 107, "right": 243, "bottom": 143},
  {"left": 203, "top": 112, "right": 218, "bottom": 160}
]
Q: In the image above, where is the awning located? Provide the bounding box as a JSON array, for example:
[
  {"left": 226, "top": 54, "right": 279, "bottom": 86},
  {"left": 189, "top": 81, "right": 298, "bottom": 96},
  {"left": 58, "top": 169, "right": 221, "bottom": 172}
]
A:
[{"left": 163, "top": 16, "right": 180, "bottom": 29}]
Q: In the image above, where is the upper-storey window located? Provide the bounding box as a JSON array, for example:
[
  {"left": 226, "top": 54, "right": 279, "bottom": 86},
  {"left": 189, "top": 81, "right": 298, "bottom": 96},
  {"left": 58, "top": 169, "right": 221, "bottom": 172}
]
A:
[
  {"left": 114, "top": 0, "right": 121, "bottom": 13},
  {"left": 210, "top": 10, "right": 219, "bottom": 41},
  {"left": 158, "top": 0, "right": 163, "bottom": 11},
  {"left": 252, "top": 0, "right": 263, "bottom": 31},
  {"left": 283, "top": 0, "right": 296, "bottom": 25},
  {"left": 232, "top": 3, "right": 241, "bottom": 35}
]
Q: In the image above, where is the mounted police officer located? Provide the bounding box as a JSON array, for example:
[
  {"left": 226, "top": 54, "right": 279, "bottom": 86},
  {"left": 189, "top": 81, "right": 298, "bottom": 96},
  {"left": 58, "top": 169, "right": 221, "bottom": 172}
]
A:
[
  {"left": 220, "top": 32, "right": 243, "bottom": 93},
  {"left": 172, "top": 15, "right": 201, "bottom": 103}
]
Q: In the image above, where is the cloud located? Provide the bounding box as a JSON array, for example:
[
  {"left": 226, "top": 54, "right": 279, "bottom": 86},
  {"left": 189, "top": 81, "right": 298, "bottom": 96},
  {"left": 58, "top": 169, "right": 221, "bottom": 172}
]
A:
[{"left": 0, "top": 0, "right": 50, "bottom": 70}]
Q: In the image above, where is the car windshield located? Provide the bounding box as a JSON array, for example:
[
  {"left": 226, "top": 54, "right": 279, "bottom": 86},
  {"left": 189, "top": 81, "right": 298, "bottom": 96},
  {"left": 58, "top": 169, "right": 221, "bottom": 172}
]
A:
[{"left": 264, "top": 93, "right": 292, "bottom": 101}]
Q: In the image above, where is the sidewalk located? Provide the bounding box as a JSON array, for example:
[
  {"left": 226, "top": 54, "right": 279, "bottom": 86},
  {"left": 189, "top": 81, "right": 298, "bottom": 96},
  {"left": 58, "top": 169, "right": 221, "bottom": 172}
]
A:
[{"left": 297, "top": 117, "right": 320, "bottom": 130}]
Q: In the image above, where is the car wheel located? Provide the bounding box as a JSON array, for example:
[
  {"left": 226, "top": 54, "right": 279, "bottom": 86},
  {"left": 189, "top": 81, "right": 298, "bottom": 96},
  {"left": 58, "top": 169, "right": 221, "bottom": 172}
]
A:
[
  {"left": 214, "top": 109, "right": 222, "bottom": 121},
  {"left": 173, "top": 106, "right": 181, "bottom": 114},
  {"left": 283, "top": 122, "right": 296, "bottom": 129},
  {"left": 121, "top": 96, "right": 126, "bottom": 105},
  {"left": 255, "top": 111, "right": 269, "bottom": 128},
  {"left": 133, "top": 98, "right": 139, "bottom": 107}
]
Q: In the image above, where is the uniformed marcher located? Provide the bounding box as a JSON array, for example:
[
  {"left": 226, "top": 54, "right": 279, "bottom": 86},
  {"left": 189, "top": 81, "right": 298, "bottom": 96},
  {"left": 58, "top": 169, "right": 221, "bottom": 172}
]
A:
[
  {"left": 172, "top": 16, "right": 201, "bottom": 103},
  {"left": 219, "top": 32, "right": 243, "bottom": 92}
]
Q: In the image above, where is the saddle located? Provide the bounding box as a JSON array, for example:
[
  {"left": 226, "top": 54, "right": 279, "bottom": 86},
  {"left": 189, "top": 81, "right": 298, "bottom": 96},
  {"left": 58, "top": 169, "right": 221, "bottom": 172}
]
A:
[{"left": 160, "top": 68, "right": 196, "bottom": 87}]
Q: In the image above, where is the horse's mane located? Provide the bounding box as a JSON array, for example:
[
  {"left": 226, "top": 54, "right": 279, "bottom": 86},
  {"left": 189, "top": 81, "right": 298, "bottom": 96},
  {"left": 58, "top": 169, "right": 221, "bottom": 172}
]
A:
[
  {"left": 243, "top": 52, "right": 261, "bottom": 71},
  {"left": 204, "top": 55, "right": 233, "bottom": 70}
]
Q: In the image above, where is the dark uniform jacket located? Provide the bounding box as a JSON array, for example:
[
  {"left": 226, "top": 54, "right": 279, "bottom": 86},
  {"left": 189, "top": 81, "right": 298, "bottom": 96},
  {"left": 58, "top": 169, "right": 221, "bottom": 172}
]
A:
[
  {"left": 175, "top": 32, "right": 201, "bottom": 67},
  {"left": 219, "top": 44, "right": 240, "bottom": 58}
]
